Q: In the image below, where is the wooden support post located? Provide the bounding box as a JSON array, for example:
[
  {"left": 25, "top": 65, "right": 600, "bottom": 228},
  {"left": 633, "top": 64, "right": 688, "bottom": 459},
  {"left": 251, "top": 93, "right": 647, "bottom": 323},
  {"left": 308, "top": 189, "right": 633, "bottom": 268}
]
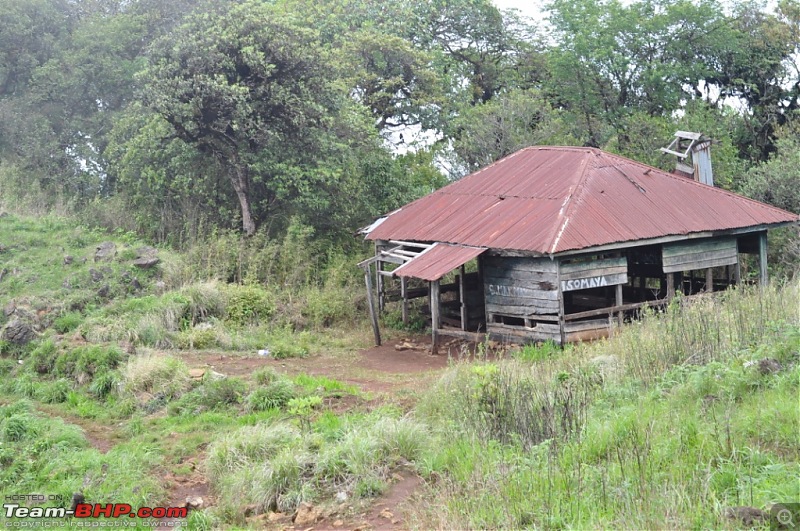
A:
[
  {"left": 616, "top": 283, "right": 623, "bottom": 327},
  {"left": 459, "top": 265, "right": 467, "bottom": 331},
  {"left": 364, "top": 265, "right": 381, "bottom": 346},
  {"left": 758, "top": 232, "right": 768, "bottom": 286},
  {"left": 705, "top": 267, "right": 713, "bottom": 293},
  {"left": 430, "top": 280, "right": 441, "bottom": 354},
  {"left": 400, "top": 277, "right": 408, "bottom": 325},
  {"left": 734, "top": 259, "right": 741, "bottom": 286},
  {"left": 376, "top": 259, "right": 385, "bottom": 312},
  {"left": 666, "top": 272, "right": 675, "bottom": 300},
  {"left": 557, "top": 261, "right": 566, "bottom": 346}
]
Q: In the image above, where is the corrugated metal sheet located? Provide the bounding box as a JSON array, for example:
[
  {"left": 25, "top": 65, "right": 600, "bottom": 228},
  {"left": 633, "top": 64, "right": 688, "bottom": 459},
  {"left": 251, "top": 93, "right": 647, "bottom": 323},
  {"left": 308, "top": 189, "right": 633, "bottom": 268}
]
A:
[
  {"left": 367, "top": 147, "right": 799, "bottom": 254},
  {"left": 393, "top": 243, "right": 485, "bottom": 282}
]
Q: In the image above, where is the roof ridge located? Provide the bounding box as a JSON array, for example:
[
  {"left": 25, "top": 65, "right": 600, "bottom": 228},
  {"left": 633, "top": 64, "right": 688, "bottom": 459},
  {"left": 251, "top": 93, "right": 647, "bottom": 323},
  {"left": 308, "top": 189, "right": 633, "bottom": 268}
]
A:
[
  {"left": 547, "top": 150, "right": 596, "bottom": 254},
  {"left": 602, "top": 151, "right": 798, "bottom": 218}
]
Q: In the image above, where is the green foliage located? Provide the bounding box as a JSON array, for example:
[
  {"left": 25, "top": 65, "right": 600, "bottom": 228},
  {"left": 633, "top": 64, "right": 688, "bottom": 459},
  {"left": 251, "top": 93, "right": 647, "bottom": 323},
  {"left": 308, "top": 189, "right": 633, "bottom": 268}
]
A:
[
  {"left": 253, "top": 367, "right": 281, "bottom": 386},
  {"left": 169, "top": 377, "right": 248, "bottom": 416},
  {"left": 28, "top": 339, "right": 59, "bottom": 374},
  {"left": 224, "top": 284, "right": 275, "bottom": 326},
  {"left": 246, "top": 380, "right": 297, "bottom": 412},
  {"left": 53, "top": 311, "right": 83, "bottom": 333},
  {"left": 54, "top": 345, "right": 123, "bottom": 385}
]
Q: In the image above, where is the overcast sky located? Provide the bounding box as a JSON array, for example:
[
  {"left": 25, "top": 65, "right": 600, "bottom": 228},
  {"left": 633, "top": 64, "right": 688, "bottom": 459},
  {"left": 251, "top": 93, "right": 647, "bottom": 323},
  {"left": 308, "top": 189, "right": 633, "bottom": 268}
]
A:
[{"left": 492, "top": 0, "right": 547, "bottom": 22}]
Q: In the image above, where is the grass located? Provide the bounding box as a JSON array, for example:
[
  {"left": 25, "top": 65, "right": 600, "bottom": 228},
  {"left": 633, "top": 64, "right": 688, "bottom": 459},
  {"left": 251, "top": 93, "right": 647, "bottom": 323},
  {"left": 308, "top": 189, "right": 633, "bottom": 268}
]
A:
[{"left": 409, "top": 282, "right": 800, "bottom": 529}]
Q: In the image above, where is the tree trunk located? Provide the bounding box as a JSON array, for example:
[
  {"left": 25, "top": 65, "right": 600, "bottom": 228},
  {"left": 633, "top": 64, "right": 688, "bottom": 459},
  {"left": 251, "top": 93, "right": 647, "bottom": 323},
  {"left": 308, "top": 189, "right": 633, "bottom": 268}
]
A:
[{"left": 230, "top": 165, "right": 256, "bottom": 236}]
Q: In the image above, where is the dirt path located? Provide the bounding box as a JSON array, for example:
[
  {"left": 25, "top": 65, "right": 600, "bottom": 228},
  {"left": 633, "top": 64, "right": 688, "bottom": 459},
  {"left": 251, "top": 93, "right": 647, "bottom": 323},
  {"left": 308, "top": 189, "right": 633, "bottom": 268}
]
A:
[{"left": 36, "top": 404, "right": 118, "bottom": 453}]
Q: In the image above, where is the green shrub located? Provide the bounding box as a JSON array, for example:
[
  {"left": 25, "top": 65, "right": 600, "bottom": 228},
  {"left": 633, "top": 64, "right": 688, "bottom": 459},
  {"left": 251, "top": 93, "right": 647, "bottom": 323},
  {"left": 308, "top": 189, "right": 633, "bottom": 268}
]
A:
[
  {"left": 2, "top": 414, "right": 38, "bottom": 442},
  {"left": 54, "top": 345, "right": 123, "bottom": 384},
  {"left": 28, "top": 339, "right": 59, "bottom": 374},
  {"left": 169, "top": 378, "right": 247, "bottom": 415},
  {"left": 0, "top": 358, "right": 15, "bottom": 376},
  {"left": 253, "top": 367, "right": 281, "bottom": 386},
  {"left": 36, "top": 379, "right": 72, "bottom": 404},
  {"left": 89, "top": 370, "right": 120, "bottom": 399},
  {"left": 53, "top": 311, "right": 83, "bottom": 333},
  {"left": 224, "top": 284, "right": 275, "bottom": 326},
  {"left": 207, "top": 423, "right": 302, "bottom": 483},
  {"left": 246, "top": 380, "right": 296, "bottom": 412}
]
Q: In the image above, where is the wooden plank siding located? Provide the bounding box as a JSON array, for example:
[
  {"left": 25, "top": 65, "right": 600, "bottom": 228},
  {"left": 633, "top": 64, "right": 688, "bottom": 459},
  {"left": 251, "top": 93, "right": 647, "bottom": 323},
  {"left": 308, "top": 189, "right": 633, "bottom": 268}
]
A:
[
  {"left": 482, "top": 256, "right": 560, "bottom": 318},
  {"left": 662, "top": 237, "right": 738, "bottom": 273}
]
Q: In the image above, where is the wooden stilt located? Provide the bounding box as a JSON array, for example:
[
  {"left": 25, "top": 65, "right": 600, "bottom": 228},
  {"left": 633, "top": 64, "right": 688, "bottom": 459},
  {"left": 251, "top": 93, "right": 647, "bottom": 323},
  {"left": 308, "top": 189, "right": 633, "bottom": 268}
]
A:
[
  {"left": 616, "top": 283, "right": 623, "bottom": 327},
  {"left": 400, "top": 277, "right": 408, "bottom": 325},
  {"left": 706, "top": 267, "right": 713, "bottom": 293},
  {"left": 734, "top": 259, "right": 741, "bottom": 286},
  {"left": 758, "top": 232, "right": 768, "bottom": 286},
  {"left": 376, "top": 259, "right": 384, "bottom": 312},
  {"left": 666, "top": 272, "right": 675, "bottom": 300},
  {"left": 431, "top": 280, "right": 441, "bottom": 354},
  {"left": 459, "top": 265, "right": 467, "bottom": 331},
  {"left": 364, "top": 265, "right": 381, "bottom": 346}
]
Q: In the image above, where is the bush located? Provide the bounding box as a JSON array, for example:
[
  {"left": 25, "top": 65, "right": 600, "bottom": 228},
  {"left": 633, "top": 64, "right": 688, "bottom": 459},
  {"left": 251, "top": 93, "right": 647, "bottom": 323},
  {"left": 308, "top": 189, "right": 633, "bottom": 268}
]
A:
[
  {"left": 253, "top": 367, "right": 281, "bottom": 386},
  {"left": 54, "top": 345, "right": 123, "bottom": 385},
  {"left": 224, "top": 284, "right": 275, "bottom": 326},
  {"left": 36, "top": 379, "right": 72, "bottom": 404},
  {"left": 246, "top": 380, "right": 296, "bottom": 412},
  {"left": 28, "top": 339, "right": 59, "bottom": 374},
  {"left": 53, "top": 311, "right": 83, "bottom": 334},
  {"left": 120, "top": 355, "right": 191, "bottom": 402},
  {"left": 169, "top": 378, "right": 247, "bottom": 415}
]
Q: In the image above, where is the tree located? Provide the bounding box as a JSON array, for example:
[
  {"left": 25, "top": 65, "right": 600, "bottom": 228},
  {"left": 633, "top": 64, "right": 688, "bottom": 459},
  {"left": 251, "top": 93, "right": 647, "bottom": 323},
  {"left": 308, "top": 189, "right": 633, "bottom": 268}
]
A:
[
  {"left": 139, "top": 1, "right": 340, "bottom": 236},
  {"left": 448, "top": 89, "right": 575, "bottom": 172}
]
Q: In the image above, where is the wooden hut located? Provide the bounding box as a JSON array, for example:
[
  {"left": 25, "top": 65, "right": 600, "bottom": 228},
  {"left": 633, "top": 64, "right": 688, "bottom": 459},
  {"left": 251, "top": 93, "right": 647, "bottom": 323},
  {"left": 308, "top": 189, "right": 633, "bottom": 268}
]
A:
[{"left": 358, "top": 144, "right": 798, "bottom": 350}]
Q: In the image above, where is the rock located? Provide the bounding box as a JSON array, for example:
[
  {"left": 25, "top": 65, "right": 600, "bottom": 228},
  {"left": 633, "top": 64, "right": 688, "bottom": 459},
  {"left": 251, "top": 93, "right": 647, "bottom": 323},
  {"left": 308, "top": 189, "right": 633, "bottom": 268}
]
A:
[
  {"left": 4, "top": 301, "right": 15, "bottom": 316},
  {"left": 243, "top": 504, "right": 258, "bottom": 517},
  {"left": 0, "top": 243, "right": 6, "bottom": 252},
  {"left": 267, "top": 511, "right": 290, "bottom": 523},
  {"left": 130, "top": 278, "right": 143, "bottom": 292},
  {"left": 136, "top": 245, "right": 158, "bottom": 258},
  {"left": 120, "top": 271, "right": 131, "bottom": 281},
  {"left": 724, "top": 506, "right": 767, "bottom": 526},
  {"left": 395, "top": 341, "right": 415, "bottom": 351},
  {"left": 2, "top": 319, "right": 35, "bottom": 344},
  {"left": 94, "top": 241, "right": 117, "bottom": 262},
  {"left": 379, "top": 509, "right": 394, "bottom": 520},
  {"left": 293, "top": 502, "right": 321, "bottom": 526},
  {"left": 97, "top": 285, "right": 110, "bottom": 298},
  {"left": 758, "top": 358, "right": 782, "bottom": 375},
  {"left": 133, "top": 256, "right": 160, "bottom": 269},
  {"left": 335, "top": 491, "right": 348, "bottom": 503},
  {"left": 333, "top": 520, "right": 344, "bottom": 528},
  {"left": 391, "top": 473, "right": 404, "bottom": 482},
  {"left": 89, "top": 268, "right": 104, "bottom": 283},
  {"left": 155, "top": 280, "right": 167, "bottom": 293},
  {"left": 63, "top": 255, "right": 73, "bottom": 265},
  {"left": 62, "top": 279, "right": 72, "bottom": 289},
  {"left": 184, "top": 497, "right": 203, "bottom": 510},
  {"left": 189, "top": 368, "right": 206, "bottom": 380}
]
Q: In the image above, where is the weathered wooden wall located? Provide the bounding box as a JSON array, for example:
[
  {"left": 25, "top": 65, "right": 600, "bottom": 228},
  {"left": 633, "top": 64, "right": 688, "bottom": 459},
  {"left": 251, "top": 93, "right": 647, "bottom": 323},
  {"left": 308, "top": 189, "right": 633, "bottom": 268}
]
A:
[
  {"left": 482, "top": 255, "right": 560, "bottom": 342},
  {"left": 662, "top": 237, "right": 737, "bottom": 273}
]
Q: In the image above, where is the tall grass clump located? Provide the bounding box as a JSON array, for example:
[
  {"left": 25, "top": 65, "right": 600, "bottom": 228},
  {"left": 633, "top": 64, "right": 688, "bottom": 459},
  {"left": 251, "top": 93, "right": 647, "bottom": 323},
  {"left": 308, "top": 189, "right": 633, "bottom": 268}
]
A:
[
  {"left": 119, "top": 354, "right": 191, "bottom": 403},
  {"left": 589, "top": 282, "right": 800, "bottom": 383},
  {"left": 207, "top": 414, "right": 431, "bottom": 520},
  {"left": 411, "top": 281, "right": 800, "bottom": 529}
]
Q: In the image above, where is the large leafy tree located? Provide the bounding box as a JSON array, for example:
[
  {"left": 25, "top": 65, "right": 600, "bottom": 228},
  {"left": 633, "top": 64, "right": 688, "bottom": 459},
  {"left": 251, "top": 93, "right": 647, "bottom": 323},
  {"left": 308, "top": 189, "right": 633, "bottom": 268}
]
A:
[{"left": 139, "top": 1, "right": 343, "bottom": 236}]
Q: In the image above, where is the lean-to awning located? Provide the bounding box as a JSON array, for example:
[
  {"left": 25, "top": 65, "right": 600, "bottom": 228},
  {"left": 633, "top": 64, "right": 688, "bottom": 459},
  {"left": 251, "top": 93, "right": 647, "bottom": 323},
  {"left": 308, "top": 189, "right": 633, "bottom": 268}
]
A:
[{"left": 393, "top": 243, "right": 486, "bottom": 282}]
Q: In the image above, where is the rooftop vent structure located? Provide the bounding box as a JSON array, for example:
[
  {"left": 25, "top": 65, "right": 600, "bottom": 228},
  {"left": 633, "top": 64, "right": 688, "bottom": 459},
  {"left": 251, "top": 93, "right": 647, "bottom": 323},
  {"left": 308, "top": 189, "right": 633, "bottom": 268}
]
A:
[{"left": 660, "top": 131, "right": 714, "bottom": 186}]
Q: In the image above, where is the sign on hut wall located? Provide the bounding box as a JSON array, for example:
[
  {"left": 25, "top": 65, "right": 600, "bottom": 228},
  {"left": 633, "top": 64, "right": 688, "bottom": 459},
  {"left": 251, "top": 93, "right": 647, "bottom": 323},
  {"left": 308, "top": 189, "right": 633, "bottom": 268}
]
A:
[
  {"left": 482, "top": 256, "right": 559, "bottom": 316},
  {"left": 559, "top": 256, "right": 628, "bottom": 292}
]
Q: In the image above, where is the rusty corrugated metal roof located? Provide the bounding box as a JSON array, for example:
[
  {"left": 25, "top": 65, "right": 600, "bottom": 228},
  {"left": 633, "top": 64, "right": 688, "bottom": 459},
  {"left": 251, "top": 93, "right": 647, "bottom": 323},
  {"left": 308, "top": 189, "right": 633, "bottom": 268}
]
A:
[
  {"left": 366, "top": 147, "right": 799, "bottom": 254},
  {"left": 393, "top": 243, "right": 485, "bottom": 282}
]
